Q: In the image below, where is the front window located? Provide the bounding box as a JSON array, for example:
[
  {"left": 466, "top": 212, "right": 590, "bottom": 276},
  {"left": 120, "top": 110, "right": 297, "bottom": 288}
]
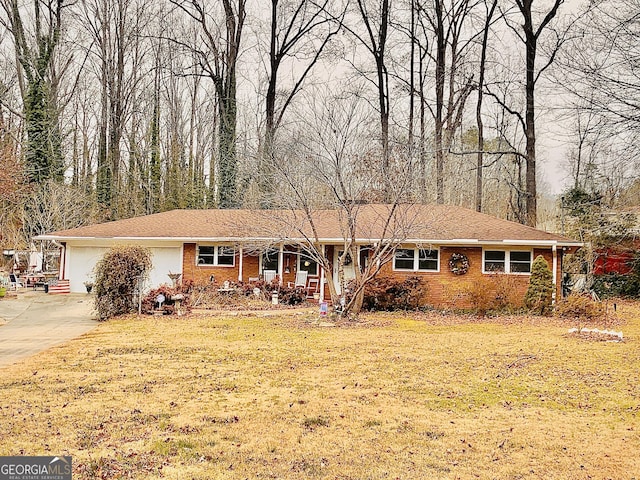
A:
[
  {"left": 394, "top": 248, "right": 415, "bottom": 270},
  {"left": 217, "top": 246, "right": 235, "bottom": 266},
  {"left": 484, "top": 251, "right": 506, "bottom": 272},
  {"left": 299, "top": 253, "right": 318, "bottom": 276},
  {"left": 418, "top": 249, "right": 439, "bottom": 271},
  {"left": 394, "top": 248, "right": 439, "bottom": 271},
  {"left": 510, "top": 251, "right": 532, "bottom": 273},
  {"left": 197, "top": 245, "right": 235, "bottom": 267},
  {"left": 483, "top": 250, "right": 532, "bottom": 273},
  {"left": 197, "top": 246, "right": 216, "bottom": 265},
  {"left": 262, "top": 248, "right": 279, "bottom": 272}
]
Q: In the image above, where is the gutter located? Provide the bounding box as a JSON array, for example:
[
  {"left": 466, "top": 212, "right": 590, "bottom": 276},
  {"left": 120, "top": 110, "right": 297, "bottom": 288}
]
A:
[{"left": 34, "top": 235, "right": 583, "bottom": 249}]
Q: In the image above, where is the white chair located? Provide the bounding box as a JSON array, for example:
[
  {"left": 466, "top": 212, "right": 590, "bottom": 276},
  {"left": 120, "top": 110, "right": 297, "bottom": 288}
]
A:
[
  {"left": 263, "top": 270, "right": 277, "bottom": 283},
  {"left": 9, "top": 274, "right": 23, "bottom": 290},
  {"left": 288, "top": 270, "right": 308, "bottom": 289},
  {"left": 306, "top": 278, "right": 320, "bottom": 298}
]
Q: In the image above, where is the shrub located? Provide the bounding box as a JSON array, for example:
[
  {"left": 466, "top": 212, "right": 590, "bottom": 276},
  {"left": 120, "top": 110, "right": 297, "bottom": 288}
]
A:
[
  {"left": 356, "top": 276, "right": 428, "bottom": 311},
  {"left": 463, "top": 280, "right": 496, "bottom": 317},
  {"left": 554, "top": 293, "right": 605, "bottom": 322},
  {"left": 592, "top": 273, "right": 640, "bottom": 298},
  {"left": 492, "top": 273, "right": 525, "bottom": 312},
  {"left": 94, "top": 245, "right": 152, "bottom": 320},
  {"left": 277, "top": 286, "right": 308, "bottom": 305},
  {"left": 462, "top": 274, "right": 524, "bottom": 316},
  {"left": 188, "top": 279, "right": 308, "bottom": 307},
  {"left": 524, "top": 255, "right": 553, "bottom": 315}
]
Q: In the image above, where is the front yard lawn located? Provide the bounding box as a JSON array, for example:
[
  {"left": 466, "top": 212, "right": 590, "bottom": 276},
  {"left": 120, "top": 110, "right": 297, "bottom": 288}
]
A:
[{"left": 1, "top": 304, "right": 638, "bottom": 479}]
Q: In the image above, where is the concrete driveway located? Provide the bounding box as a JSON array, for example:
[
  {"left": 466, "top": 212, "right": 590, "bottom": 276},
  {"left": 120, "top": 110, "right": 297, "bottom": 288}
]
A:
[{"left": 0, "top": 291, "right": 97, "bottom": 368}]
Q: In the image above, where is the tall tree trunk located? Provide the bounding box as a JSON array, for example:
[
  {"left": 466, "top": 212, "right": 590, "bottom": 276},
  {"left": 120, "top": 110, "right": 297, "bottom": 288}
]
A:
[
  {"left": 217, "top": 73, "right": 238, "bottom": 208},
  {"left": 475, "top": 0, "right": 497, "bottom": 212},
  {"left": 355, "top": 0, "right": 391, "bottom": 200},
  {"left": 515, "top": 0, "right": 563, "bottom": 227},
  {"left": 524, "top": 27, "right": 537, "bottom": 226},
  {"left": 4, "top": 0, "right": 64, "bottom": 185},
  {"left": 434, "top": 0, "right": 445, "bottom": 204}
]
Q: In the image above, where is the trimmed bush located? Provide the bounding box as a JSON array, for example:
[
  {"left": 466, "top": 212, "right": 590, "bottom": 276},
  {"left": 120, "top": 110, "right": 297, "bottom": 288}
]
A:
[
  {"left": 94, "top": 245, "right": 152, "bottom": 320},
  {"left": 524, "top": 255, "right": 553, "bottom": 315}
]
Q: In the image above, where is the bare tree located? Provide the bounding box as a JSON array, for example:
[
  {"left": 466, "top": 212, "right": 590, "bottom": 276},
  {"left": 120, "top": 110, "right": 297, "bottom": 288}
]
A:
[
  {"left": 253, "top": 88, "right": 424, "bottom": 316},
  {"left": 170, "top": 0, "right": 246, "bottom": 208},
  {"left": 565, "top": 0, "right": 640, "bottom": 143},
  {"left": 400, "top": 0, "right": 480, "bottom": 204},
  {"left": 21, "top": 179, "right": 97, "bottom": 243},
  {"left": 79, "top": 0, "right": 153, "bottom": 215},
  {"left": 257, "top": 0, "right": 345, "bottom": 205},
  {"left": 474, "top": 0, "right": 497, "bottom": 212},
  {"left": 559, "top": 0, "right": 640, "bottom": 199},
  {"left": 492, "top": 0, "right": 564, "bottom": 226},
  {"left": 343, "top": 0, "right": 392, "bottom": 199}
]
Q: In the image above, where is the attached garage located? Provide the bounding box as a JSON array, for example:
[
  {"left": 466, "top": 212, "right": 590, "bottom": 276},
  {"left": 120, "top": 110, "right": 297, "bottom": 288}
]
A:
[{"left": 63, "top": 241, "right": 183, "bottom": 293}]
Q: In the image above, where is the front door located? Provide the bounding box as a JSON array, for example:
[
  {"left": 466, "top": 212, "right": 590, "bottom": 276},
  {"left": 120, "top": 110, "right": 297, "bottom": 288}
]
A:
[{"left": 333, "top": 248, "right": 356, "bottom": 295}]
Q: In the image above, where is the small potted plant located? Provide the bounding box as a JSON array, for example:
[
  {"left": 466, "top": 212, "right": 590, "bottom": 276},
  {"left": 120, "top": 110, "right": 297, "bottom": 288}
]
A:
[{"left": 83, "top": 281, "right": 94, "bottom": 294}]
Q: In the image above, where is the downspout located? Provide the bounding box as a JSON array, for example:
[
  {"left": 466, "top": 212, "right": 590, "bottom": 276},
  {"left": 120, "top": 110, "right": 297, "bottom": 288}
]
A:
[
  {"left": 552, "top": 245, "right": 558, "bottom": 304},
  {"left": 238, "top": 245, "right": 243, "bottom": 282}
]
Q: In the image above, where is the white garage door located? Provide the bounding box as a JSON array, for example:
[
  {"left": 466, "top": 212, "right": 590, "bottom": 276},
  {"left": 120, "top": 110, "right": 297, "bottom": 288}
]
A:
[{"left": 66, "top": 245, "right": 183, "bottom": 293}]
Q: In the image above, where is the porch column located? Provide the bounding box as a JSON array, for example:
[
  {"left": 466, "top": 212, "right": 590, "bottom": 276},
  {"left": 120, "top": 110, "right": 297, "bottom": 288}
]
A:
[
  {"left": 278, "top": 244, "right": 284, "bottom": 285},
  {"left": 59, "top": 242, "right": 66, "bottom": 280},
  {"left": 319, "top": 244, "right": 326, "bottom": 301},
  {"left": 238, "top": 245, "right": 243, "bottom": 282},
  {"left": 552, "top": 245, "right": 558, "bottom": 303}
]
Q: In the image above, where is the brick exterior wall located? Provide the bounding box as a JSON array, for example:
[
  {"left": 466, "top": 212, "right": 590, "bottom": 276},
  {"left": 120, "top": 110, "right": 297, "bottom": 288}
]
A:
[
  {"left": 183, "top": 243, "right": 242, "bottom": 285},
  {"left": 182, "top": 243, "right": 565, "bottom": 309},
  {"left": 376, "top": 246, "right": 563, "bottom": 309},
  {"left": 182, "top": 244, "right": 301, "bottom": 286}
]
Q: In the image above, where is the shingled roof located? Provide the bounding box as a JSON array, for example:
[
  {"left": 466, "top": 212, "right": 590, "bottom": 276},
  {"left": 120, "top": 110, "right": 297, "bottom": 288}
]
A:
[{"left": 36, "top": 204, "right": 580, "bottom": 246}]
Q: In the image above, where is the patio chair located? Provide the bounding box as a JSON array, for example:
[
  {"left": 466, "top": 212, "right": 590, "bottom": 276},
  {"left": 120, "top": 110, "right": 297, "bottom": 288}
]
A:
[
  {"left": 263, "top": 270, "right": 277, "bottom": 283},
  {"left": 306, "top": 278, "right": 320, "bottom": 298},
  {"left": 9, "top": 273, "right": 23, "bottom": 290},
  {"left": 288, "top": 270, "right": 308, "bottom": 289}
]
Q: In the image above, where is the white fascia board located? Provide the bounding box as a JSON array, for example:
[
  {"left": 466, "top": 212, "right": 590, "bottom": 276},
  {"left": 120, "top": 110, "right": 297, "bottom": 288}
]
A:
[{"left": 505, "top": 239, "right": 583, "bottom": 247}]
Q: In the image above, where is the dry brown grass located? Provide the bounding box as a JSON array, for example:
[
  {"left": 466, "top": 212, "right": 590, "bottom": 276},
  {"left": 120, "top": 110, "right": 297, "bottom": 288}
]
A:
[{"left": 1, "top": 302, "right": 639, "bottom": 479}]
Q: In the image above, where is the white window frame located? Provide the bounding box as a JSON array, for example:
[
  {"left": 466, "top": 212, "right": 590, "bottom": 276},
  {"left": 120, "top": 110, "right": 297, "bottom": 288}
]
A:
[
  {"left": 393, "top": 247, "right": 440, "bottom": 272},
  {"left": 482, "top": 249, "right": 532, "bottom": 274},
  {"left": 197, "top": 245, "right": 235, "bottom": 267}
]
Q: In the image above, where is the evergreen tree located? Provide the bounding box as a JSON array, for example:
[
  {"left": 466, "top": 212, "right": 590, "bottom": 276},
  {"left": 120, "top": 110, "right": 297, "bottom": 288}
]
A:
[
  {"left": 6, "top": 0, "right": 65, "bottom": 184},
  {"left": 524, "top": 255, "right": 554, "bottom": 315}
]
